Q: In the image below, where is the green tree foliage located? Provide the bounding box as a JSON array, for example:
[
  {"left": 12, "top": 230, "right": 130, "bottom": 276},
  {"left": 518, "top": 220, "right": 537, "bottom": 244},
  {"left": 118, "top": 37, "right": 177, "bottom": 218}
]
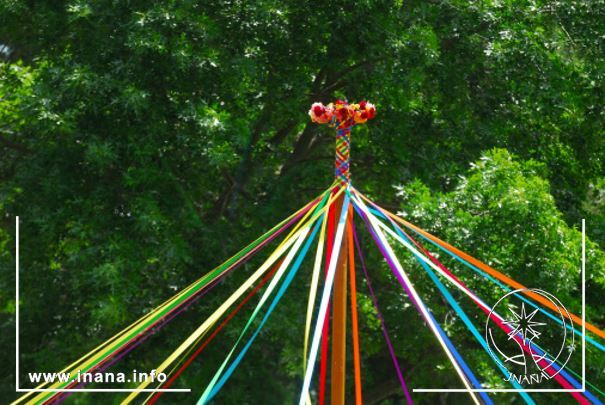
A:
[
  {"left": 0, "top": 0, "right": 603, "bottom": 403},
  {"left": 392, "top": 149, "right": 605, "bottom": 397}
]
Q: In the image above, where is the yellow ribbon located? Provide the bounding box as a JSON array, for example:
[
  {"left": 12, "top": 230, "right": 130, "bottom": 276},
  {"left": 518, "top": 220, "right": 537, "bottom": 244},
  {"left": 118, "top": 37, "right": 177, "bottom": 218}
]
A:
[
  {"left": 16, "top": 191, "right": 327, "bottom": 405},
  {"left": 121, "top": 187, "right": 344, "bottom": 404},
  {"left": 302, "top": 199, "right": 329, "bottom": 405}
]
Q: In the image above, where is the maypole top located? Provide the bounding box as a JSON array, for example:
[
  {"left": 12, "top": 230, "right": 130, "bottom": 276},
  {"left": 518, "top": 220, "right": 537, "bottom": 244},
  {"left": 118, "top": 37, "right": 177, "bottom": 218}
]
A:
[
  {"left": 308, "top": 100, "right": 376, "bottom": 187},
  {"left": 308, "top": 100, "right": 376, "bottom": 125}
]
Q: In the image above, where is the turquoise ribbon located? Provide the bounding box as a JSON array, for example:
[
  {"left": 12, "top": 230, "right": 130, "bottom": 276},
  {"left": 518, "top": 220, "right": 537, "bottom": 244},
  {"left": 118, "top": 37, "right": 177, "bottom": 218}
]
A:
[
  {"left": 380, "top": 212, "right": 534, "bottom": 404},
  {"left": 351, "top": 198, "right": 493, "bottom": 405},
  {"left": 199, "top": 215, "right": 323, "bottom": 403},
  {"left": 373, "top": 207, "right": 605, "bottom": 353},
  {"left": 368, "top": 206, "right": 603, "bottom": 403}
]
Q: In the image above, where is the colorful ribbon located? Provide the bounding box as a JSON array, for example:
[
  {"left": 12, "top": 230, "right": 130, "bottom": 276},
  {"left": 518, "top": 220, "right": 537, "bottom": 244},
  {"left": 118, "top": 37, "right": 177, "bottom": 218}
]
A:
[
  {"left": 351, "top": 191, "right": 487, "bottom": 405},
  {"left": 358, "top": 190, "right": 599, "bottom": 404},
  {"left": 201, "top": 215, "right": 325, "bottom": 403},
  {"left": 352, "top": 221, "right": 413, "bottom": 404},
  {"left": 299, "top": 191, "right": 351, "bottom": 405},
  {"left": 121, "top": 189, "right": 341, "bottom": 403},
  {"left": 15, "top": 181, "right": 604, "bottom": 405}
]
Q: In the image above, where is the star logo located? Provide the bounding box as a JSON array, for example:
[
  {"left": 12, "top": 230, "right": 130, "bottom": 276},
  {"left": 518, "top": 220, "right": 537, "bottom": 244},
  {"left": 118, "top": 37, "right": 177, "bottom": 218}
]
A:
[
  {"left": 502, "top": 303, "right": 547, "bottom": 344},
  {"left": 486, "top": 288, "right": 575, "bottom": 382}
]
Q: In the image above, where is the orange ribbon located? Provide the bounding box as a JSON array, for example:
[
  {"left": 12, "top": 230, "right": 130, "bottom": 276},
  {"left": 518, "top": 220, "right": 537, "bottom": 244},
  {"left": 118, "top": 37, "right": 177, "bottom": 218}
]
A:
[{"left": 365, "top": 195, "right": 605, "bottom": 340}]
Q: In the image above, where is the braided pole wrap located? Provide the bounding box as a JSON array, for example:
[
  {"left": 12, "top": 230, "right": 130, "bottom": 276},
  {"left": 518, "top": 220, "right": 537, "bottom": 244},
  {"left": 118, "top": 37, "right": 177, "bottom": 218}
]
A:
[{"left": 309, "top": 100, "right": 376, "bottom": 186}]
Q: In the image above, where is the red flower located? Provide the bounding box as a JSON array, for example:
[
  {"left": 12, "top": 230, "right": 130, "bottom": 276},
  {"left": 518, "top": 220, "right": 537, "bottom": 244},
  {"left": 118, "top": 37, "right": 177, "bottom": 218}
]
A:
[
  {"left": 335, "top": 106, "right": 350, "bottom": 121},
  {"left": 309, "top": 100, "right": 374, "bottom": 125},
  {"left": 365, "top": 103, "right": 376, "bottom": 119},
  {"left": 312, "top": 104, "right": 325, "bottom": 116}
]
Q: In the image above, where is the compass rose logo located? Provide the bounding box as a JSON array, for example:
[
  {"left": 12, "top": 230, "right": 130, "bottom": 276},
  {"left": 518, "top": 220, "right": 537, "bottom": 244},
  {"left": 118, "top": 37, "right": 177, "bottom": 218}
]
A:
[{"left": 485, "top": 288, "right": 574, "bottom": 385}]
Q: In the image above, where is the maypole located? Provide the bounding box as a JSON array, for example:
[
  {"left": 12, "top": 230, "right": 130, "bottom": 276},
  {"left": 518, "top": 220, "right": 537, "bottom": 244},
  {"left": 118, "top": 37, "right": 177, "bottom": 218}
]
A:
[
  {"left": 13, "top": 97, "right": 605, "bottom": 405},
  {"left": 309, "top": 100, "right": 375, "bottom": 404}
]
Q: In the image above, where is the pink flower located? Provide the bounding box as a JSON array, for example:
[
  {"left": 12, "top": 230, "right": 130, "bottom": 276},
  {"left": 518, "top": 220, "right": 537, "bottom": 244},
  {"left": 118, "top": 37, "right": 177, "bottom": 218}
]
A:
[{"left": 309, "top": 102, "right": 333, "bottom": 124}]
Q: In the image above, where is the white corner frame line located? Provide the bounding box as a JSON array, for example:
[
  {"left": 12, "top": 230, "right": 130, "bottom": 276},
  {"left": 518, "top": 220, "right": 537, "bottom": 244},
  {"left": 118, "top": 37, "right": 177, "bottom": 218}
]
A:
[
  {"left": 413, "top": 219, "right": 587, "bottom": 394},
  {"left": 15, "top": 216, "right": 191, "bottom": 393}
]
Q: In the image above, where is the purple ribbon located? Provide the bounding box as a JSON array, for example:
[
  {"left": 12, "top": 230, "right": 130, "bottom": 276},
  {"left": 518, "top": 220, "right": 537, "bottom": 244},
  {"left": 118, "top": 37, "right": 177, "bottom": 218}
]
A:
[{"left": 352, "top": 221, "right": 413, "bottom": 404}]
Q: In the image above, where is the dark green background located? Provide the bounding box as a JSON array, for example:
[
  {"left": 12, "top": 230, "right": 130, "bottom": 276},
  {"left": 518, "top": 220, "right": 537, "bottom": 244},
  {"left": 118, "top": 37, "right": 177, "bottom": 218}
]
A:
[{"left": 1, "top": 0, "right": 604, "bottom": 403}]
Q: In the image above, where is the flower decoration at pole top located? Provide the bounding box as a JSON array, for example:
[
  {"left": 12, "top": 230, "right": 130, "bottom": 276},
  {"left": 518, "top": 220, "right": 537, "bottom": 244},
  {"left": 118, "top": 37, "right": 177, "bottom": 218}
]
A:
[
  {"left": 308, "top": 100, "right": 376, "bottom": 125},
  {"left": 308, "top": 100, "right": 376, "bottom": 187}
]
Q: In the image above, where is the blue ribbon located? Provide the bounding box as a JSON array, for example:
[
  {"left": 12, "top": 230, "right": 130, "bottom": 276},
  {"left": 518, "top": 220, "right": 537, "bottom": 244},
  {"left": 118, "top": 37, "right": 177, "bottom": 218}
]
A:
[
  {"left": 383, "top": 213, "right": 534, "bottom": 404},
  {"left": 351, "top": 199, "right": 493, "bottom": 405},
  {"left": 368, "top": 206, "right": 603, "bottom": 403},
  {"left": 367, "top": 207, "right": 605, "bottom": 353}
]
